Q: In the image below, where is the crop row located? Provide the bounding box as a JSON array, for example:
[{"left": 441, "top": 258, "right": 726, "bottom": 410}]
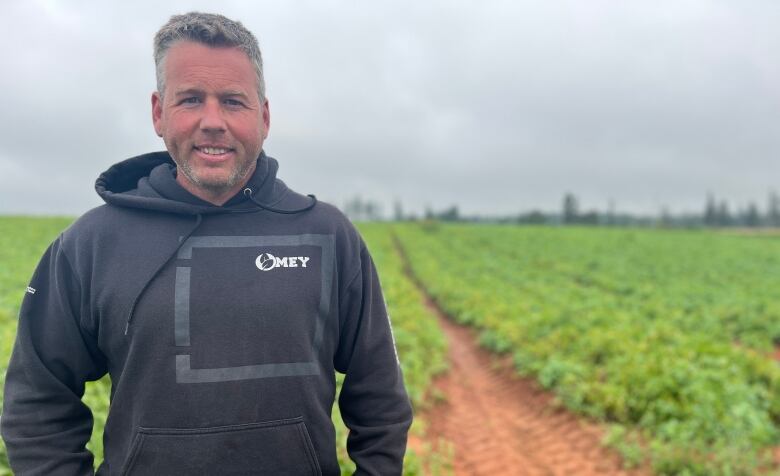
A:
[
  {"left": 394, "top": 222, "right": 780, "bottom": 475},
  {"left": 339, "top": 223, "right": 449, "bottom": 474}
]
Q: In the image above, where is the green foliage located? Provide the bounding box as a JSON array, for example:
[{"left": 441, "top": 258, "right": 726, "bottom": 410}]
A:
[
  {"left": 602, "top": 425, "right": 644, "bottom": 469},
  {"left": 395, "top": 223, "right": 780, "bottom": 475}
]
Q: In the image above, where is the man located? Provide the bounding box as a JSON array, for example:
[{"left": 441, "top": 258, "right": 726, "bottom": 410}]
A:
[{"left": 2, "top": 12, "right": 412, "bottom": 475}]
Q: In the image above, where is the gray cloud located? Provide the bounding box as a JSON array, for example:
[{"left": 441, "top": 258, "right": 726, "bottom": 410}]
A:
[{"left": 2, "top": 0, "right": 778, "bottom": 216}]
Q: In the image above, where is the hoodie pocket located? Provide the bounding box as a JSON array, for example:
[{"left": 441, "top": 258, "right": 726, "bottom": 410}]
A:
[{"left": 120, "top": 416, "right": 322, "bottom": 476}]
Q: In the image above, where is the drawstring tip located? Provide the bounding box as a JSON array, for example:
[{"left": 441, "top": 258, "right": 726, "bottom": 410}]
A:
[{"left": 124, "top": 321, "right": 130, "bottom": 336}]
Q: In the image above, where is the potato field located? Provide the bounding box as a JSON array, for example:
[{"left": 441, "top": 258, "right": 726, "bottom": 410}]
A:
[{"left": 0, "top": 217, "right": 779, "bottom": 475}]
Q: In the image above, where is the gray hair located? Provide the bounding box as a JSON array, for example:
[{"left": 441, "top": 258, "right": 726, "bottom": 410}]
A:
[{"left": 153, "top": 12, "right": 265, "bottom": 102}]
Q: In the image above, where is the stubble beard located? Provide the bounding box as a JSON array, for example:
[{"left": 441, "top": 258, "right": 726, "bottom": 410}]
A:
[{"left": 176, "top": 153, "right": 257, "bottom": 198}]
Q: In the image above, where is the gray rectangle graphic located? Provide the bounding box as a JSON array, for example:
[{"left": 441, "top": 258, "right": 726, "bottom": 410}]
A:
[
  {"left": 176, "top": 355, "right": 319, "bottom": 384},
  {"left": 174, "top": 267, "right": 191, "bottom": 347},
  {"left": 173, "top": 234, "right": 335, "bottom": 383}
]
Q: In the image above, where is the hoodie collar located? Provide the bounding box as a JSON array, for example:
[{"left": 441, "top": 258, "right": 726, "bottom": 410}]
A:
[{"left": 95, "top": 150, "right": 287, "bottom": 215}]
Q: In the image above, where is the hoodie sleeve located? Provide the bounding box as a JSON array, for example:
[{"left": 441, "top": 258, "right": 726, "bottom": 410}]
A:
[
  {"left": 1, "top": 237, "right": 107, "bottom": 476},
  {"left": 334, "top": 241, "right": 413, "bottom": 476}
]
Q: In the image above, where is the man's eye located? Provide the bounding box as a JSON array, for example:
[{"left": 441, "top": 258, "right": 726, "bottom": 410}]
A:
[
  {"left": 224, "top": 99, "right": 244, "bottom": 107},
  {"left": 181, "top": 97, "right": 201, "bottom": 104}
]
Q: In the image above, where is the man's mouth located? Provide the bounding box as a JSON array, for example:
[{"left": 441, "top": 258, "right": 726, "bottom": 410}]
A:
[{"left": 195, "top": 146, "right": 233, "bottom": 156}]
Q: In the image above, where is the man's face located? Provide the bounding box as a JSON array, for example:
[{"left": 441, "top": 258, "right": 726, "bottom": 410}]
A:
[{"left": 152, "top": 41, "right": 270, "bottom": 203}]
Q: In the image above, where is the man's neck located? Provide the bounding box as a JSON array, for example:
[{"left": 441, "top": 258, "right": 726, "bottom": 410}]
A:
[{"left": 175, "top": 166, "right": 256, "bottom": 206}]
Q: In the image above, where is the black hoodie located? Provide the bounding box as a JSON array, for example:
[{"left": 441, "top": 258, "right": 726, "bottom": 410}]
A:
[{"left": 1, "top": 151, "right": 412, "bottom": 475}]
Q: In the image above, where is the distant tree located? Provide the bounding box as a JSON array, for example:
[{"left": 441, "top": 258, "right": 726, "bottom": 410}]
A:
[
  {"left": 562, "top": 193, "right": 579, "bottom": 224},
  {"left": 344, "top": 196, "right": 382, "bottom": 221},
  {"left": 658, "top": 206, "right": 672, "bottom": 227},
  {"left": 716, "top": 200, "right": 732, "bottom": 227},
  {"left": 518, "top": 210, "right": 547, "bottom": 224},
  {"left": 704, "top": 193, "right": 718, "bottom": 226},
  {"left": 768, "top": 191, "right": 780, "bottom": 227},
  {"left": 606, "top": 199, "right": 616, "bottom": 226},
  {"left": 743, "top": 202, "right": 760, "bottom": 227},
  {"left": 579, "top": 210, "right": 600, "bottom": 225},
  {"left": 343, "top": 196, "right": 363, "bottom": 221},
  {"left": 364, "top": 201, "right": 380, "bottom": 221},
  {"left": 438, "top": 205, "right": 460, "bottom": 222},
  {"left": 393, "top": 200, "right": 404, "bottom": 221}
]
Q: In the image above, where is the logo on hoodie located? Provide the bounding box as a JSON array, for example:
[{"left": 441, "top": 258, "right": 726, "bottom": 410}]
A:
[{"left": 255, "top": 253, "right": 310, "bottom": 271}]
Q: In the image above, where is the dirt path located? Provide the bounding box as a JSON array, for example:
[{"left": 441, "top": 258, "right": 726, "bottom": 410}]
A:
[
  {"left": 418, "top": 297, "right": 649, "bottom": 476},
  {"left": 394, "top": 238, "right": 649, "bottom": 475}
]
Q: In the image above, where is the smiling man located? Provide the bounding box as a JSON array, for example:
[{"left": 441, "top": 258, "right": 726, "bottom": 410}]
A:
[{"left": 1, "top": 12, "right": 412, "bottom": 476}]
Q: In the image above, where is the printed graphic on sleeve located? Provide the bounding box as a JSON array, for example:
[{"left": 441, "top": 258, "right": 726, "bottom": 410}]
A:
[{"left": 174, "top": 234, "right": 335, "bottom": 384}]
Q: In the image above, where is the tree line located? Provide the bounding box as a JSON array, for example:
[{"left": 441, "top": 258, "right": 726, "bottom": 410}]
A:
[{"left": 343, "top": 191, "right": 780, "bottom": 228}]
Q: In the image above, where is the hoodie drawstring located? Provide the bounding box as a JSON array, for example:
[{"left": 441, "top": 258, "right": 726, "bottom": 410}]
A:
[
  {"left": 242, "top": 187, "right": 317, "bottom": 214},
  {"left": 124, "top": 213, "right": 203, "bottom": 335}
]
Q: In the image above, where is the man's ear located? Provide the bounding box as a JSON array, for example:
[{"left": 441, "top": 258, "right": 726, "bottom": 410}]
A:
[
  {"left": 152, "top": 92, "right": 163, "bottom": 137},
  {"left": 262, "top": 99, "right": 270, "bottom": 140}
]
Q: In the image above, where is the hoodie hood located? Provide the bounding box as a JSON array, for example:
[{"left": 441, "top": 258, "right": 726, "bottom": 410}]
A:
[{"left": 95, "top": 150, "right": 290, "bottom": 215}]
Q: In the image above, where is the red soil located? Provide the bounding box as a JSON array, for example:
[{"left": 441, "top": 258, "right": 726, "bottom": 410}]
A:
[{"left": 417, "top": 297, "right": 651, "bottom": 476}]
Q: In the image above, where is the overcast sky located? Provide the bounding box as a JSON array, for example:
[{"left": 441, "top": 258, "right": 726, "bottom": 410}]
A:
[{"left": 2, "top": 0, "right": 779, "bottom": 217}]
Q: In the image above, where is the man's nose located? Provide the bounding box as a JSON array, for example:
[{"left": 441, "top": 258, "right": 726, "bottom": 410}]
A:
[{"left": 199, "top": 98, "right": 227, "bottom": 132}]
